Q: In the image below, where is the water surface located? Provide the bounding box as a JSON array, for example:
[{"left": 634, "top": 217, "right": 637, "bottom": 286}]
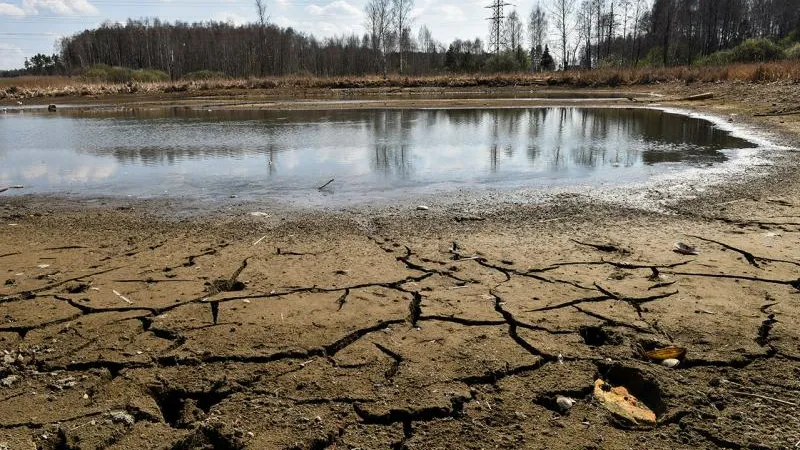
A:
[{"left": 0, "top": 107, "right": 757, "bottom": 205}]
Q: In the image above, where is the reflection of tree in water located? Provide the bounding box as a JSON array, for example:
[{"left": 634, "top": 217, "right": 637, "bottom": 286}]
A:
[
  {"left": 368, "top": 110, "right": 413, "bottom": 178},
  {"left": 75, "top": 107, "right": 744, "bottom": 177},
  {"left": 526, "top": 108, "right": 548, "bottom": 162}
]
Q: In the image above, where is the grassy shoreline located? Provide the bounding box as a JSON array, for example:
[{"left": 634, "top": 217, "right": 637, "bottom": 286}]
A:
[{"left": 1, "top": 61, "right": 798, "bottom": 102}]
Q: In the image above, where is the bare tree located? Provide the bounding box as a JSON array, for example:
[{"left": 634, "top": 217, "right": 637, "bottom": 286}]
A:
[
  {"left": 255, "top": 0, "right": 267, "bottom": 27},
  {"left": 254, "top": 0, "right": 268, "bottom": 75},
  {"left": 578, "top": 0, "right": 593, "bottom": 68},
  {"left": 528, "top": 2, "right": 547, "bottom": 71},
  {"left": 365, "top": 0, "right": 393, "bottom": 76},
  {"left": 392, "top": 0, "right": 414, "bottom": 73},
  {"left": 505, "top": 10, "right": 524, "bottom": 51},
  {"left": 550, "top": 0, "right": 577, "bottom": 70}
]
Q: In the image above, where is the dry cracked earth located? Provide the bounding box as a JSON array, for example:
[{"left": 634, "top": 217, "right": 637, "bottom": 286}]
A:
[{"left": 0, "top": 194, "right": 800, "bottom": 450}]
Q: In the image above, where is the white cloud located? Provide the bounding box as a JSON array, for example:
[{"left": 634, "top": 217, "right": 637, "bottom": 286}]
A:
[
  {"left": 429, "top": 4, "right": 465, "bottom": 22},
  {"left": 0, "top": 2, "right": 25, "bottom": 16},
  {"left": 21, "top": 0, "right": 98, "bottom": 16},
  {"left": 306, "top": 1, "right": 362, "bottom": 19},
  {"left": 0, "top": 43, "right": 25, "bottom": 70}
]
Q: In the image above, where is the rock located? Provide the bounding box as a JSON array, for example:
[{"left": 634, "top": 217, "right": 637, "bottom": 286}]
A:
[
  {"left": 416, "top": 205, "right": 430, "bottom": 211},
  {"left": 556, "top": 396, "right": 576, "bottom": 412},
  {"left": 108, "top": 410, "right": 135, "bottom": 427},
  {"left": 1, "top": 375, "right": 19, "bottom": 387},
  {"left": 47, "top": 104, "right": 56, "bottom": 112},
  {"left": 661, "top": 358, "right": 681, "bottom": 368},
  {"left": 2, "top": 354, "right": 14, "bottom": 365}
]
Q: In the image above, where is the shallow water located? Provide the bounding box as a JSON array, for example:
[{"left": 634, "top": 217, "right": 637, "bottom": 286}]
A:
[{"left": 0, "top": 107, "right": 757, "bottom": 206}]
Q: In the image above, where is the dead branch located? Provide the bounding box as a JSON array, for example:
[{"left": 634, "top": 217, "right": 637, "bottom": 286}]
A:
[
  {"left": 317, "top": 179, "right": 335, "bottom": 190},
  {"left": 0, "top": 185, "right": 23, "bottom": 194}
]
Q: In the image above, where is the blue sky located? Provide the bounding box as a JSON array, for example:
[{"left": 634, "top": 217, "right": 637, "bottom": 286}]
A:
[{"left": 0, "top": 0, "right": 544, "bottom": 70}]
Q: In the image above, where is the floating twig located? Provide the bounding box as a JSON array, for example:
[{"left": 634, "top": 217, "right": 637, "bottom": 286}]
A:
[
  {"left": 0, "top": 185, "right": 23, "bottom": 194},
  {"left": 317, "top": 179, "right": 335, "bottom": 190}
]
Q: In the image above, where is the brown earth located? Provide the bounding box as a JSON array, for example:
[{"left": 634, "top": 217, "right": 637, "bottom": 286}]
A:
[{"left": 1, "top": 82, "right": 800, "bottom": 449}]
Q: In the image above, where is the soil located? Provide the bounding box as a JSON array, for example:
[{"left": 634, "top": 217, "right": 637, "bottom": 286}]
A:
[{"left": 1, "top": 81, "right": 800, "bottom": 449}]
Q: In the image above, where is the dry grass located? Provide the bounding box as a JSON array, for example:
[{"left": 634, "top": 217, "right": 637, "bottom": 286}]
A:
[{"left": 1, "top": 61, "right": 798, "bottom": 100}]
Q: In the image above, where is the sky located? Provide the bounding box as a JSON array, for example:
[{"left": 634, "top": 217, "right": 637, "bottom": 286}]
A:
[{"left": 0, "top": 0, "right": 546, "bottom": 70}]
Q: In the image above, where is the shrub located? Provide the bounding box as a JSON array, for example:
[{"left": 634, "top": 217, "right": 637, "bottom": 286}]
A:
[
  {"left": 786, "top": 43, "right": 800, "bottom": 60},
  {"left": 695, "top": 50, "right": 734, "bottom": 66},
  {"left": 131, "top": 69, "right": 169, "bottom": 82},
  {"left": 731, "top": 38, "right": 783, "bottom": 63},
  {"left": 82, "top": 64, "right": 168, "bottom": 83},
  {"left": 182, "top": 70, "right": 227, "bottom": 81}
]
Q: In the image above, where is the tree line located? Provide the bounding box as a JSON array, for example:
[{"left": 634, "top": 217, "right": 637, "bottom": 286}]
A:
[{"left": 9, "top": 0, "right": 799, "bottom": 79}]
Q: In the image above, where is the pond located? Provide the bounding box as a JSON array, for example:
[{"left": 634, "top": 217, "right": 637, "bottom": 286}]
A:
[{"left": 0, "top": 107, "right": 758, "bottom": 206}]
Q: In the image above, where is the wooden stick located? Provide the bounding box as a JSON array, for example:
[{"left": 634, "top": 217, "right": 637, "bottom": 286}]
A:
[
  {"left": 753, "top": 110, "right": 800, "bottom": 117},
  {"left": 729, "top": 391, "right": 798, "bottom": 407},
  {"left": 0, "top": 185, "right": 24, "bottom": 194},
  {"left": 112, "top": 289, "right": 133, "bottom": 305},
  {"left": 317, "top": 179, "right": 335, "bottom": 190}
]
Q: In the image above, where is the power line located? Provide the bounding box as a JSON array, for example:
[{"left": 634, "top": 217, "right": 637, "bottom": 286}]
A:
[{"left": 485, "top": 0, "right": 511, "bottom": 55}]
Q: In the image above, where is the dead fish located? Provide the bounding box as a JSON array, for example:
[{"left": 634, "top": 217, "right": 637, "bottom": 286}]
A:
[{"left": 673, "top": 242, "right": 698, "bottom": 256}]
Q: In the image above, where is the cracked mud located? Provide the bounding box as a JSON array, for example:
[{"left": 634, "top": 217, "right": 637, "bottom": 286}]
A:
[{"left": 1, "top": 192, "right": 800, "bottom": 450}]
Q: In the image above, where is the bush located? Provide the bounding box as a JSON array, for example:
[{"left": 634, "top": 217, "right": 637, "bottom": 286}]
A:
[
  {"left": 786, "top": 43, "right": 800, "bottom": 60},
  {"left": 731, "top": 38, "right": 783, "bottom": 63},
  {"left": 695, "top": 50, "right": 734, "bottom": 66},
  {"left": 82, "top": 64, "right": 168, "bottom": 83},
  {"left": 182, "top": 70, "right": 227, "bottom": 81},
  {"left": 696, "top": 39, "right": 784, "bottom": 66},
  {"left": 131, "top": 69, "right": 169, "bottom": 82}
]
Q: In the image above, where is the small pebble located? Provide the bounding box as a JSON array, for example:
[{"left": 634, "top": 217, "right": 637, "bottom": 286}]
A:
[{"left": 556, "top": 396, "right": 576, "bottom": 411}]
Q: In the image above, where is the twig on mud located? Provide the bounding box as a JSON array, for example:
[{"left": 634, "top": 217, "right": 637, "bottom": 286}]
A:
[
  {"left": 253, "top": 235, "right": 268, "bottom": 246},
  {"left": 276, "top": 247, "right": 334, "bottom": 256},
  {"left": 112, "top": 289, "right": 133, "bottom": 305},
  {"left": 112, "top": 279, "right": 195, "bottom": 283},
  {"left": 317, "top": 178, "right": 335, "bottom": 190},
  {"left": 728, "top": 391, "right": 798, "bottom": 407},
  {"left": 753, "top": 110, "right": 800, "bottom": 117}
]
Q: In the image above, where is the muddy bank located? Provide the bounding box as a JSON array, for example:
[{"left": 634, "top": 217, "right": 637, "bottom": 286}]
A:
[{"left": 1, "top": 84, "right": 799, "bottom": 449}]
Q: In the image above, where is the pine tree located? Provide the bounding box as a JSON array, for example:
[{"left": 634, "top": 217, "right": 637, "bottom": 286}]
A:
[{"left": 539, "top": 45, "right": 556, "bottom": 71}]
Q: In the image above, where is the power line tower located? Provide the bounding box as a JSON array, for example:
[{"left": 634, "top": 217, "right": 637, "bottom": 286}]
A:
[{"left": 485, "top": 0, "right": 512, "bottom": 55}]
